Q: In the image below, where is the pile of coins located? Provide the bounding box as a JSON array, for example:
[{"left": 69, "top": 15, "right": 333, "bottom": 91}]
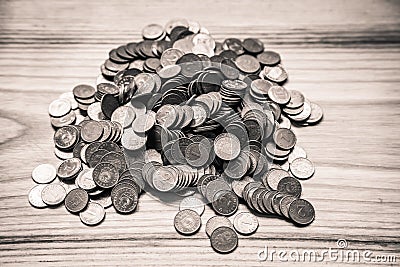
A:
[{"left": 29, "top": 19, "right": 323, "bottom": 253}]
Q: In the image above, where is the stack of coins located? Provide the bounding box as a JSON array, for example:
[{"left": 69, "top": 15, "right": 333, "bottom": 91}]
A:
[{"left": 29, "top": 18, "right": 324, "bottom": 253}]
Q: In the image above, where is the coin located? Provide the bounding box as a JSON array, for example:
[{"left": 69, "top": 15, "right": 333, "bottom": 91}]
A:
[
  {"left": 132, "top": 113, "right": 155, "bottom": 133},
  {"left": 73, "top": 84, "right": 96, "bottom": 99},
  {"left": 288, "top": 199, "right": 315, "bottom": 225},
  {"left": 174, "top": 209, "right": 202, "bottom": 235},
  {"left": 79, "top": 202, "right": 105, "bottom": 226},
  {"left": 111, "top": 183, "right": 138, "bottom": 213},
  {"left": 179, "top": 196, "right": 205, "bottom": 215},
  {"left": 31, "top": 164, "right": 56, "bottom": 184},
  {"left": 28, "top": 184, "right": 48, "bottom": 208},
  {"left": 41, "top": 184, "right": 66, "bottom": 206},
  {"left": 210, "top": 226, "right": 238, "bottom": 254},
  {"left": 205, "top": 216, "right": 233, "bottom": 237},
  {"left": 81, "top": 120, "right": 104, "bottom": 142},
  {"left": 48, "top": 98, "right": 71, "bottom": 118},
  {"left": 233, "top": 212, "right": 258, "bottom": 235},
  {"left": 277, "top": 177, "right": 302, "bottom": 197},
  {"left": 214, "top": 133, "right": 241, "bottom": 160},
  {"left": 53, "top": 126, "right": 79, "bottom": 150},
  {"left": 93, "top": 162, "right": 119, "bottom": 189},
  {"left": 273, "top": 128, "right": 296, "bottom": 150},
  {"left": 290, "top": 157, "right": 315, "bottom": 179},
  {"left": 142, "top": 24, "right": 164, "bottom": 40},
  {"left": 306, "top": 102, "right": 324, "bottom": 124},
  {"left": 57, "top": 158, "right": 82, "bottom": 180},
  {"left": 256, "top": 51, "right": 281, "bottom": 66},
  {"left": 64, "top": 188, "right": 89, "bottom": 213},
  {"left": 212, "top": 190, "right": 239, "bottom": 216}
]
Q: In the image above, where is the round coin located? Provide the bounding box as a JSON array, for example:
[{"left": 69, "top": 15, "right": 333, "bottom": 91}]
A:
[
  {"left": 288, "top": 199, "right": 315, "bottom": 225},
  {"left": 210, "top": 226, "right": 238, "bottom": 254},
  {"left": 48, "top": 98, "right": 71, "bottom": 118},
  {"left": 174, "top": 209, "right": 202, "bottom": 235},
  {"left": 93, "top": 162, "right": 119, "bottom": 189},
  {"left": 64, "top": 188, "right": 89, "bottom": 213},
  {"left": 57, "top": 158, "right": 82, "bottom": 180},
  {"left": 273, "top": 128, "right": 296, "bottom": 150},
  {"left": 277, "top": 176, "right": 302, "bottom": 197},
  {"left": 214, "top": 133, "right": 241, "bottom": 160},
  {"left": 111, "top": 183, "right": 139, "bottom": 213},
  {"left": 212, "top": 190, "right": 239, "bottom": 216},
  {"left": 31, "top": 164, "right": 57, "bottom": 184},
  {"left": 41, "top": 184, "right": 66, "bottom": 206},
  {"left": 79, "top": 202, "right": 105, "bottom": 226},
  {"left": 233, "top": 212, "right": 259, "bottom": 235},
  {"left": 290, "top": 157, "right": 315, "bottom": 179}
]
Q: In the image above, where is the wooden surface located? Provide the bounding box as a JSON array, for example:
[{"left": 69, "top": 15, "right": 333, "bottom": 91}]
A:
[{"left": 1, "top": 0, "right": 400, "bottom": 266}]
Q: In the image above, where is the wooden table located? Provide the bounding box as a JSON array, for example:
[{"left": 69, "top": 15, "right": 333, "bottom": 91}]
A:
[{"left": 1, "top": 0, "right": 399, "bottom": 265}]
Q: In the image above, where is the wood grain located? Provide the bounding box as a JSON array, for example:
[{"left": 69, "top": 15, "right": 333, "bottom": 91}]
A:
[{"left": 1, "top": 0, "right": 400, "bottom": 266}]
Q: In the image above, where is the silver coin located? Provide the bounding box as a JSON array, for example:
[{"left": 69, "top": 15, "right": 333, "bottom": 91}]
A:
[
  {"left": 87, "top": 102, "right": 106, "bottom": 121},
  {"left": 174, "top": 209, "right": 201, "bottom": 235},
  {"left": 31, "top": 164, "right": 56, "bottom": 184},
  {"left": 48, "top": 98, "right": 71, "bottom": 118},
  {"left": 205, "top": 215, "right": 233, "bottom": 237},
  {"left": 28, "top": 184, "right": 48, "bottom": 208},
  {"left": 121, "top": 128, "right": 147, "bottom": 151},
  {"left": 79, "top": 202, "right": 105, "bottom": 226},
  {"left": 179, "top": 196, "right": 205, "bottom": 215},
  {"left": 290, "top": 158, "right": 315, "bottom": 179},
  {"left": 214, "top": 133, "right": 241, "bottom": 160},
  {"left": 233, "top": 212, "right": 259, "bottom": 235},
  {"left": 41, "top": 184, "right": 66, "bottom": 206}
]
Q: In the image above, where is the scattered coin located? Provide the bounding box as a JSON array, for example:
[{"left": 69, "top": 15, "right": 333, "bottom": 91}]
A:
[
  {"left": 31, "top": 19, "right": 324, "bottom": 253},
  {"left": 31, "top": 164, "right": 56, "bottom": 184},
  {"left": 233, "top": 212, "right": 259, "bottom": 235},
  {"left": 174, "top": 209, "right": 201, "bottom": 235},
  {"left": 64, "top": 188, "right": 89, "bottom": 213},
  {"left": 210, "top": 226, "right": 238, "bottom": 253},
  {"left": 41, "top": 184, "right": 66, "bottom": 206},
  {"left": 290, "top": 157, "right": 315, "bottom": 180},
  {"left": 79, "top": 202, "right": 106, "bottom": 226}
]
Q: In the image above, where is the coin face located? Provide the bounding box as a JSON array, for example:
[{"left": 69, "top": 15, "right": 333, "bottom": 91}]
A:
[
  {"left": 288, "top": 145, "right": 307, "bottom": 163},
  {"left": 212, "top": 190, "right": 239, "bottom": 216},
  {"left": 210, "top": 226, "right": 238, "bottom": 253},
  {"left": 41, "top": 184, "right": 66, "bottom": 206},
  {"left": 57, "top": 158, "right": 82, "bottom": 180},
  {"left": 214, "top": 133, "right": 241, "bottom": 161},
  {"left": 28, "top": 184, "right": 48, "bottom": 208},
  {"left": 54, "top": 126, "right": 79, "bottom": 150},
  {"left": 179, "top": 196, "right": 205, "bottom": 215},
  {"left": 79, "top": 202, "right": 105, "bottom": 226},
  {"left": 93, "top": 162, "right": 119, "bottom": 189},
  {"left": 152, "top": 167, "right": 178, "bottom": 192},
  {"left": 64, "top": 188, "right": 89, "bottom": 213},
  {"left": 73, "top": 84, "right": 96, "bottom": 99},
  {"left": 111, "top": 183, "right": 138, "bottom": 213},
  {"left": 279, "top": 195, "right": 297, "bottom": 219},
  {"left": 31, "top": 164, "right": 56, "bottom": 184},
  {"left": 81, "top": 120, "right": 104, "bottom": 142},
  {"left": 277, "top": 177, "right": 302, "bottom": 197},
  {"left": 233, "top": 212, "right": 259, "bottom": 235},
  {"left": 48, "top": 98, "right": 71, "bottom": 118},
  {"left": 273, "top": 128, "right": 296, "bottom": 150},
  {"left": 231, "top": 176, "right": 253, "bottom": 198},
  {"left": 290, "top": 158, "right": 315, "bottom": 179},
  {"left": 174, "top": 209, "right": 201, "bottom": 235},
  {"left": 288, "top": 199, "right": 315, "bottom": 225}
]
